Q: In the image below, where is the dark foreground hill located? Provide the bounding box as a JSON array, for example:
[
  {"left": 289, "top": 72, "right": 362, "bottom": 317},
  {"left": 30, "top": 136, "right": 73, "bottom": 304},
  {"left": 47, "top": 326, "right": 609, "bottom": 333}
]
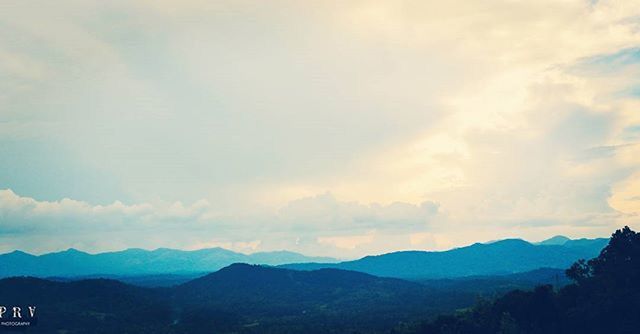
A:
[
  {"left": 0, "top": 277, "right": 172, "bottom": 333},
  {"left": 282, "top": 238, "right": 607, "bottom": 279},
  {"left": 172, "top": 264, "right": 446, "bottom": 333}
]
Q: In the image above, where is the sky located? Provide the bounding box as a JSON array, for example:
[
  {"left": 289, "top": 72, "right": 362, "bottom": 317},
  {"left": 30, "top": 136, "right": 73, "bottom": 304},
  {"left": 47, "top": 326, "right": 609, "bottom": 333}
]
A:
[{"left": 1, "top": 0, "right": 640, "bottom": 258}]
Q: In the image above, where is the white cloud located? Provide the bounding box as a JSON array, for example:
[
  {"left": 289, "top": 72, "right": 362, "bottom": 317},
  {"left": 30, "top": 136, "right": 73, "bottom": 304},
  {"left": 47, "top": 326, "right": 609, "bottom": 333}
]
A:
[
  {"left": 318, "top": 232, "right": 376, "bottom": 251},
  {"left": 277, "top": 193, "right": 438, "bottom": 234},
  {"left": 0, "top": 189, "right": 208, "bottom": 233},
  {"left": 0, "top": 189, "right": 441, "bottom": 256}
]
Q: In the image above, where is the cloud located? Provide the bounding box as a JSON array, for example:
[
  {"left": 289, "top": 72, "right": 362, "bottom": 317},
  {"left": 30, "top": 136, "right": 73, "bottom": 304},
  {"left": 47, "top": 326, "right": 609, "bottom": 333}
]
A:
[
  {"left": 318, "top": 232, "right": 376, "bottom": 250},
  {"left": 0, "top": 188, "right": 440, "bottom": 256},
  {"left": 0, "top": 189, "right": 209, "bottom": 234},
  {"left": 277, "top": 193, "right": 438, "bottom": 234},
  {"left": 1, "top": 0, "right": 640, "bottom": 256}
]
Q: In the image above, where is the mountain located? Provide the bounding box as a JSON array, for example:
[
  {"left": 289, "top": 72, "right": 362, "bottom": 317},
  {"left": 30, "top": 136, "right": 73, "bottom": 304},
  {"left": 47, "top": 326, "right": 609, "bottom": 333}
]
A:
[
  {"left": 537, "top": 235, "right": 571, "bottom": 245},
  {"left": 0, "top": 237, "right": 607, "bottom": 280},
  {"left": 174, "top": 263, "right": 430, "bottom": 313},
  {"left": 563, "top": 237, "right": 609, "bottom": 249},
  {"left": 281, "top": 238, "right": 608, "bottom": 279},
  {"left": 414, "top": 226, "right": 640, "bottom": 334},
  {"left": 0, "top": 247, "right": 338, "bottom": 278}
]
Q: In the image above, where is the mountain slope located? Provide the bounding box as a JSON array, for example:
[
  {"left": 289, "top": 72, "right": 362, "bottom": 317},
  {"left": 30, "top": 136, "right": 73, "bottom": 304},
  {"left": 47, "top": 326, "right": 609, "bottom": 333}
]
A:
[{"left": 281, "top": 238, "right": 607, "bottom": 279}]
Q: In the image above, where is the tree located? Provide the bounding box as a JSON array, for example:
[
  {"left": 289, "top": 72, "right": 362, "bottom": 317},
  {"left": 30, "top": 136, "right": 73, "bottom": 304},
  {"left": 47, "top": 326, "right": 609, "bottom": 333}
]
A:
[
  {"left": 565, "top": 259, "right": 591, "bottom": 283},
  {"left": 419, "top": 226, "right": 640, "bottom": 334},
  {"left": 566, "top": 226, "right": 640, "bottom": 289}
]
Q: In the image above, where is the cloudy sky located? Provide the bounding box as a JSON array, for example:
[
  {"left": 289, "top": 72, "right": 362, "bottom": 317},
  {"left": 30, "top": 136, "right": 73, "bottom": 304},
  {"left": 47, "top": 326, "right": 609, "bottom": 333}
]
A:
[{"left": 1, "top": 0, "right": 640, "bottom": 257}]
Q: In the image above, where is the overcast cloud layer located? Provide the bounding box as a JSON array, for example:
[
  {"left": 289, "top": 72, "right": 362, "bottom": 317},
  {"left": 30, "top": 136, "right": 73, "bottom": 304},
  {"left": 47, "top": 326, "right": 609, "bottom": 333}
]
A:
[{"left": 1, "top": 0, "right": 640, "bottom": 257}]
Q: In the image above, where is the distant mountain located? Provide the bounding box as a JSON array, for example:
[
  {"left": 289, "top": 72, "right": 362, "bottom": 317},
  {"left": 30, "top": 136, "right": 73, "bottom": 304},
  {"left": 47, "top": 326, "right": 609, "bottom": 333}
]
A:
[
  {"left": 0, "top": 237, "right": 607, "bottom": 280},
  {"left": 0, "top": 247, "right": 337, "bottom": 278},
  {"left": 537, "top": 235, "right": 571, "bottom": 245},
  {"left": 562, "top": 237, "right": 610, "bottom": 249},
  {"left": 281, "top": 238, "right": 608, "bottom": 279}
]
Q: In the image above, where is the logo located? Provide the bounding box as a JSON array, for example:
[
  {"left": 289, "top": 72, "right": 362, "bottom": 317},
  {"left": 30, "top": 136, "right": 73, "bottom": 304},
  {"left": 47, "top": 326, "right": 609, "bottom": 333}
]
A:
[{"left": 0, "top": 306, "right": 37, "bottom": 329}]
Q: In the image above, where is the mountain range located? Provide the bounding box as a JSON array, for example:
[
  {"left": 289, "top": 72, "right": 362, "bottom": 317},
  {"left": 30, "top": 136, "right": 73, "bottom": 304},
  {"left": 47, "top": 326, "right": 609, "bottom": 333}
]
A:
[
  {"left": 0, "top": 247, "right": 337, "bottom": 278},
  {"left": 281, "top": 237, "right": 608, "bottom": 279},
  {"left": 0, "top": 236, "right": 607, "bottom": 280}
]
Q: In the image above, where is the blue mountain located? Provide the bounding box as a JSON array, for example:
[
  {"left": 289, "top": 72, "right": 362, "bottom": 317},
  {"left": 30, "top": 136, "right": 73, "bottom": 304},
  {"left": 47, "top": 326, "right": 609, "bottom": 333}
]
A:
[
  {"left": 0, "top": 247, "right": 337, "bottom": 278},
  {"left": 536, "top": 235, "right": 571, "bottom": 245},
  {"left": 281, "top": 237, "right": 608, "bottom": 279},
  {"left": 0, "top": 237, "right": 608, "bottom": 280}
]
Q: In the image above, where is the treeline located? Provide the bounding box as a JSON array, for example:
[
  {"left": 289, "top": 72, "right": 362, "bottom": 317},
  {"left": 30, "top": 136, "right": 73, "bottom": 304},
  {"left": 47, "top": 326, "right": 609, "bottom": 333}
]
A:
[{"left": 408, "top": 226, "right": 640, "bottom": 334}]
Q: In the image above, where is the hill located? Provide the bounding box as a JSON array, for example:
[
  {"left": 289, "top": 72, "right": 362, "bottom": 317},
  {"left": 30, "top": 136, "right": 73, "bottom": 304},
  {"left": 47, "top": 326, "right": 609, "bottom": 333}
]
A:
[
  {"left": 174, "top": 263, "right": 426, "bottom": 310},
  {"left": 172, "top": 263, "right": 445, "bottom": 332}
]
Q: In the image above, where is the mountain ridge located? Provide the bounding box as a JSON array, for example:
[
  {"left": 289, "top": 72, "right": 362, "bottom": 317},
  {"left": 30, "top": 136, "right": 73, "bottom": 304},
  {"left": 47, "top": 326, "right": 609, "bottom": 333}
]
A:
[
  {"left": 0, "top": 247, "right": 338, "bottom": 278},
  {"left": 281, "top": 237, "right": 608, "bottom": 279},
  {"left": 0, "top": 237, "right": 608, "bottom": 279}
]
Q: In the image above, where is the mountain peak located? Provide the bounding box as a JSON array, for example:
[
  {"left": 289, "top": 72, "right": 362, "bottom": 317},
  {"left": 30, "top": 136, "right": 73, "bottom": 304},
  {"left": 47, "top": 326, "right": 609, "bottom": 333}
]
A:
[
  {"left": 484, "top": 238, "right": 532, "bottom": 247},
  {"left": 64, "top": 248, "right": 86, "bottom": 254},
  {"left": 219, "top": 262, "right": 257, "bottom": 271},
  {"left": 538, "top": 235, "right": 571, "bottom": 246},
  {"left": 5, "top": 250, "right": 33, "bottom": 257}
]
